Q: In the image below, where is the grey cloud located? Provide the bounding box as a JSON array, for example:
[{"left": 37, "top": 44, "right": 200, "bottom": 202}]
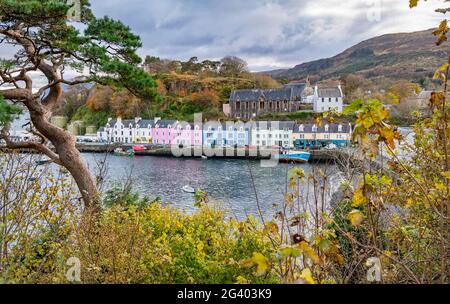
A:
[{"left": 0, "top": 0, "right": 443, "bottom": 73}]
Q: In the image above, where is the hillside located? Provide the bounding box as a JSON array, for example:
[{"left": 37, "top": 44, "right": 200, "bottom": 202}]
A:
[{"left": 265, "top": 29, "right": 450, "bottom": 82}]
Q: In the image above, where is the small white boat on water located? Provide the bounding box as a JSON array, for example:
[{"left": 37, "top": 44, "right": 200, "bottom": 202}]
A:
[
  {"left": 182, "top": 185, "right": 196, "bottom": 193},
  {"left": 201, "top": 156, "right": 208, "bottom": 160}
]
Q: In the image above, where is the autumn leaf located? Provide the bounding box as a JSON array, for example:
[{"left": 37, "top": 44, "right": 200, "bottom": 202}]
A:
[
  {"left": 441, "top": 172, "right": 450, "bottom": 180},
  {"left": 409, "top": 0, "right": 419, "bottom": 8},
  {"left": 348, "top": 210, "right": 365, "bottom": 227},
  {"left": 352, "top": 188, "right": 367, "bottom": 207},
  {"left": 299, "top": 268, "right": 316, "bottom": 284},
  {"left": 430, "top": 92, "right": 445, "bottom": 107},
  {"left": 433, "top": 64, "right": 449, "bottom": 80},
  {"left": 298, "top": 241, "right": 320, "bottom": 264},
  {"left": 251, "top": 252, "right": 269, "bottom": 276},
  {"left": 379, "top": 127, "right": 397, "bottom": 150},
  {"left": 280, "top": 246, "right": 302, "bottom": 257},
  {"left": 315, "top": 116, "right": 323, "bottom": 128},
  {"left": 433, "top": 20, "right": 449, "bottom": 46}
]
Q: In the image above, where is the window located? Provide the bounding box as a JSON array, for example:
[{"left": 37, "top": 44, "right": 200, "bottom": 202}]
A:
[
  {"left": 338, "top": 125, "right": 343, "bottom": 132},
  {"left": 325, "top": 125, "right": 329, "bottom": 132},
  {"left": 322, "top": 98, "right": 325, "bottom": 103},
  {"left": 329, "top": 98, "right": 331, "bottom": 103}
]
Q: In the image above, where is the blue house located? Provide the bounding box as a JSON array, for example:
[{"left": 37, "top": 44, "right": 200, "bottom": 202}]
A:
[{"left": 202, "top": 121, "right": 251, "bottom": 147}]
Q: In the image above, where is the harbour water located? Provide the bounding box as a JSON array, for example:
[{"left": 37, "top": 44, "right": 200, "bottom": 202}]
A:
[{"left": 82, "top": 153, "right": 342, "bottom": 218}]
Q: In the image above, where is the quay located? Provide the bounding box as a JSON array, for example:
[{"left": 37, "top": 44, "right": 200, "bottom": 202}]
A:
[
  {"left": 73, "top": 143, "right": 350, "bottom": 162},
  {"left": 1, "top": 143, "right": 355, "bottom": 163}
]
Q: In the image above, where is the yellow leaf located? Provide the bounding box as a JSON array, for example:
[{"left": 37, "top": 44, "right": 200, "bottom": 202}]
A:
[
  {"left": 348, "top": 210, "right": 364, "bottom": 227},
  {"left": 251, "top": 252, "right": 268, "bottom": 276},
  {"left": 352, "top": 189, "right": 367, "bottom": 207},
  {"left": 409, "top": 0, "right": 418, "bottom": 8},
  {"left": 298, "top": 241, "right": 320, "bottom": 264},
  {"left": 441, "top": 171, "right": 450, "bottom": 180},
  {"left": 433, "top": 64, "right": 449, "bottom": 80},
  {"left": 236, "top": 276, "right": 249, "bottom": 284},
  {"left": 300, "top": 268, "right": 316, "bottom": 284},
  {"left": 197, "top": 242, "right": 204, "bottom": 251}
]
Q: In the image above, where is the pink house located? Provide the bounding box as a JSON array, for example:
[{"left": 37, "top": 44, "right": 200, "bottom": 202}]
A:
[
  {"left": 151, "top": 120, "right": 177, "bottom": 146},
  {"left": 151, "top": 120, "right": 203, "bottom": 147},
  {"left": 172, "top": 122, "right": 203, "bottom": 147}
]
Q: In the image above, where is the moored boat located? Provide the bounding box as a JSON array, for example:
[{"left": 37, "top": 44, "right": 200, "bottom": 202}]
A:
[
  {"left": 274, "top": 151, "right": 311, "bottom": 163},
  {"left": 182, "top": 185, "right": 196, "bottom": 193},
  {"left": 114, "top": 148, "right": 135, "bottom": 157}
]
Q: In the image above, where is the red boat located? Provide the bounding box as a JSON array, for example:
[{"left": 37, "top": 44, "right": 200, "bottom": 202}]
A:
[{"left": 133, "top": 145, "right": 146, "bottom": 152}]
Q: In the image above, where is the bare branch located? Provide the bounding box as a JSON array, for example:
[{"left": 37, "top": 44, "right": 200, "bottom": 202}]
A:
[{"left": 0, "top": 124, "right": 62, "bottom": 166}]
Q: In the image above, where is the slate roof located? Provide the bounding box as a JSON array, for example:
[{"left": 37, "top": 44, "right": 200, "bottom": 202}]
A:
[
  {"left": 295, "top": 123, "right": 352, "bottom": 133},
  {"left": 136, "top": 119, "right": 155, "bottom": 128},
  {"left": 230, "top": 90, "right": 264, "bottom": 102},
  {"left": 263, "top": 88, "right": 292, "bottom": 101},
  {"left": 317, "top": 87, "right": 342, "bottom": 98},
  {"left": 284, "top": 83, "right": 307, "bottom": 100},
  {"left": 254, "top": 121, "right": 296, "bottom": 131},
  {"left": 154, "top": 120, "right": 177, "bottom": 128}
]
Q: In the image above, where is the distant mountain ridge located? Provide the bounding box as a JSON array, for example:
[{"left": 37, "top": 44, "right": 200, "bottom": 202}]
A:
[{"left": 264, "top": 29, "right": 450, "bottom": 82}]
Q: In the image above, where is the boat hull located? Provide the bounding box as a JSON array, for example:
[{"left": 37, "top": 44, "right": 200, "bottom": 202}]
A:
[{"left": 275, "top": 152, "right": 311, "bottom": 163}]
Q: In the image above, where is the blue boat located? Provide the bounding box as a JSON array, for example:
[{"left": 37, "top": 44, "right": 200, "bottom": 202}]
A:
[{"left": 275, "top": 151, "right": 311, "bottom": 163}]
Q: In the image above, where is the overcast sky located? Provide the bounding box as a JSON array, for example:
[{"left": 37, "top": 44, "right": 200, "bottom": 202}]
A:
[{"left": 88, "top": 0, "right": 444, "bottom": 71}]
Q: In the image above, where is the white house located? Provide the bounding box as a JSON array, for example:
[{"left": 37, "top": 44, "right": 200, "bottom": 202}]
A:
[
  {"left": 312, "top": 85, "right": 344, "bottom": 113},
  {"left": 98, "top": 117, "right": 154, "bottom": 144},
  {"left": 251, "top": 121, "right": 295, "bottom": 149}
]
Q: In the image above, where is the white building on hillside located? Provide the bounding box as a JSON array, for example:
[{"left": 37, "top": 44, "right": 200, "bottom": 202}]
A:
[{"left": 312, "top": 85, "right": 344, "bottom": 113}]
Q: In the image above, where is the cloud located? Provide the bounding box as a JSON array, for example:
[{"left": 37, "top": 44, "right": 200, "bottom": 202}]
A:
[{"left": 1, "top": 0, "right": 444, "bottom": 75}]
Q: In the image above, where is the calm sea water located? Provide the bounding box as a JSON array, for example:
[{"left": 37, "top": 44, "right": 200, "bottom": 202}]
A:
[{"left": 82, "top": 153, "right": 342, "bottom": 218}]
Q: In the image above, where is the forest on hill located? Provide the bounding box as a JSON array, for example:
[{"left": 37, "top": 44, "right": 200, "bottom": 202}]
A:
[{"left": 54, "top": 55, "right": 282, "bottom": 125}]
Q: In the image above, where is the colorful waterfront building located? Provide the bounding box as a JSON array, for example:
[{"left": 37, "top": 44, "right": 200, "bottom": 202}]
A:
[
  {"left": 292, "top": 123, "right": 352, "bottom": 148},
  {"left": 203, "top": 121, "right": 251, "bottom": 147},
  {"left": 171, "top": 122, "right": 203, "bottom": 147},
  {"left": 251, "top": 121, "right": 295, "bottom": 149},
  {"left": 151, "top": 119, "right": 178, "bottom": 146},
  {"left": 98, "top": 117, "right": 153, "bottom": 144}
]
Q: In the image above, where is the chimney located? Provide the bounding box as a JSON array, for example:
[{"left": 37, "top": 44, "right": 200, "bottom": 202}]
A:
[
  {"left": 154, "top": 117, "right": 161, "bottom": 124},
  {"left": 135, "top": 117, "right": 142, "bottom": 124},
  {"left": 107, "top": 118, "right": 112, "bottom": 123}
]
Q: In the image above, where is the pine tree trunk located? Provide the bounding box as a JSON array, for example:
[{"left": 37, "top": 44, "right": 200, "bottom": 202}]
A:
[{"left": 28, "top": 107, "right": 99, "bottom": 210}]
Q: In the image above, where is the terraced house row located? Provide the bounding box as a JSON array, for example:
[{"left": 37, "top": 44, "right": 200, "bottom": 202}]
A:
[{"left": 98, "top": 118, "right": 352, "bottom": 149}]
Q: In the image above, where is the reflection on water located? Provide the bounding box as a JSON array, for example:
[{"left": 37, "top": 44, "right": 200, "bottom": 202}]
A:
[{"left": 82, "top": 153, "right": 341, "bottom": 218}]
